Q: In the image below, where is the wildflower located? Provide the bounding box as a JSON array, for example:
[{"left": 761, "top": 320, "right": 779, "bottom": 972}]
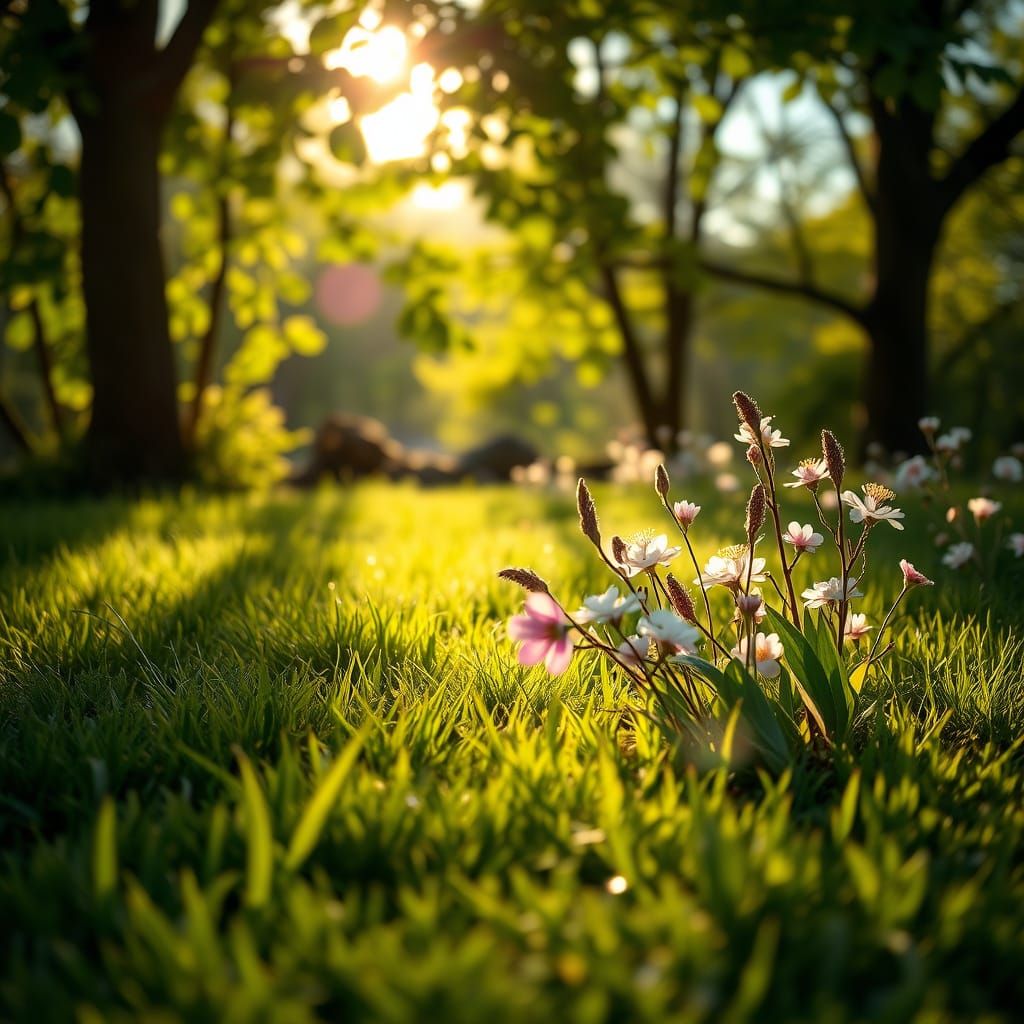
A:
[
  {"left": 576, "top": 478, "right": 601, "bottom": 547},
  {"left": 698, "top": 546, "right": 768, "bottom": 590},
  {"left": 918, "top": 416, "right": 940, "bottom": 435},
  {"left": 673, "top": 500, "right": 701, "bottom": 528},
  {"left": 993, "top": 455, "right": 1023, "bottom": 483},
  {"left": 895, "top": 455, "right": 936, "bottom": 490},
  {"left": 734, "top": 416, "right": 790, "bottom": 448},
  {"left": 783, "top": 522, "right": 824, "bottom": 554},
  {"left": 735, "top": 590, "right": 765, "bottom": 623},
  {"left": 967, "top": 497, "right": 1002, "bottom": 523},
  {"left": 784, "top": 458, "right": 830, "bottom": 490},
  {"left": 801, "top": 577, "right": 864, "bottom": 609},
  {"left": 730, "top": 632, "right": 784, "bottom": 678},
  {"left": 950, "top": 426, "right": 972, "bottom": 445},
  {"left": 843, "top": 613, "right": 872, "bottom": 642},
  {"left": 574, "top": 586, "right": 642, "bottom": 625},
  {"left": 821, "top": 430, "right": 846, "bottom": 488},
  {"left": 745, "top": 485, "right": 767, "bottom": 540},
  {"left": 637, "top": 610, "right": 700, "bottom": 654},
  {"left": 508, "top": 593, "right": 574, "bottom": 674},
  {"left": 1007, "top": 533, "right": 1024, "bottom": 558},
  {"left": 616, "top": 533, "right": 682, "bottom": 577},
  {"left": 899, "top": 559, "right": 934, "bottom": 588},
  {"left": 654, "top": 463, "right": 670, "bottom": 497},
  {"left": 732, "top": 391, "right": 763, "bottom": 433},
  {"left": 841, "top": 484, "right": 905, "bottom": 530},
  {"left": 936, "top": 429, "right": 970, "bottom": 453},
  {"left": 665, "top": 574, "right": 697, "bottom": 623},
  {"left": 942, "top": 542, "right": 975, "bottom": 570},
  {"left": 614, "top": 634, "right": 648, "bottom": 670}
]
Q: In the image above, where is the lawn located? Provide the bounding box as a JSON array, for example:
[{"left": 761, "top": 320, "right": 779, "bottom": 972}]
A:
[{"left": 1, "top": 482, "right": 1023, "bottom": 1022}]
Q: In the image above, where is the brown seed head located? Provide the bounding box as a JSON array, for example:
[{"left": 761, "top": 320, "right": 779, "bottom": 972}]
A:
[
  {"left": 745, "top": 484, "right": 767, "bottom": 540},
  {"left": 497, "top": 568, "right": 549, "bottom": 594},
  {"left": 576, "top": 478, "right": 601, "bottom": 547},
  {"left": 732, "top": 391, "right": 763, "bottom": 433},
  {"left": 665, "top": 574, "right": 698, "bottom": 623},
  {"left": 655, "top": 463, "right": 670, "bottom": 498},
  {"left": 821, "top": 429, "right": 846, "bottom": 489},
  {"left": 611, "top": 535, "right": 628, "bottom": 565}
]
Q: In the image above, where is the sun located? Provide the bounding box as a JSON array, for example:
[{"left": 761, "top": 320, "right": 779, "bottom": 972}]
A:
[{"left": 324, "top": 24, "right": 408, "bottom": 83}]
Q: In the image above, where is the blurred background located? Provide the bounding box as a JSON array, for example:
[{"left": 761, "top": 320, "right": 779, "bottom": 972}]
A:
[{"left": 0, "top": 0, "right": 1022, "bottom": 490}]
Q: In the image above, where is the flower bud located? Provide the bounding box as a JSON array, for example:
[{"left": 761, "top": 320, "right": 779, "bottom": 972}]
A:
[
  {"left": 665, "top": 574, "right": 698, "bottom": 623},
  {"left": 745, "top": 484, "right": 767, "bottom": 541},
  {"left": 821, "top": 429, "right": 846, "bottom": 489},
  {"left": 732, "top": 391, "right": 763, "bottom": 434},
  {"left": 654, "top": 463, "right": 670, "bottom": 498},
  {"left": 746, "top": 444, "right": 762, "bottom": 466},
  {"left": 497, "top": 567, "right": 550, "bottom": 593},
  {"left": 576, "top": 478, "right": 601, "bottom": 547},
  {"left": 735, "top": 591, "right": 763, "bottom": 620}
]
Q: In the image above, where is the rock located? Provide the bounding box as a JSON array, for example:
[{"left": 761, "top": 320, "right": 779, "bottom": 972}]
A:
[
  {"left": 456, "top": 435, "right": 538, "bottom": 482},
  {"left": 294, "top": 414, "right": 405, "bottom": 485}
]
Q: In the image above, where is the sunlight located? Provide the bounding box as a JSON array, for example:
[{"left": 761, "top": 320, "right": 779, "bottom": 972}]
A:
[
  {"left": 323, "top": 24, "right": 408, "bottom": 83},
  {"left": 360, "top": 62, "right": 439, "bottom": 163},
  {"left": 410, "top": 181, "right": 469, "bottom": 210}
]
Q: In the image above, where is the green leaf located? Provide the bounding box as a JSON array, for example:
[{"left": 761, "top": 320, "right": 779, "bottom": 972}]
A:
[
  {"left": 764, "top": 607, "right": 835, "bottom": 740},
  {"left": 91, "top": 796, "right": 118, "bottom": 901},
  {"left": 286, "top": 728, "right": 367, "bottom": 871},
  {"left": 236, "top": 749, "right": 273, "bottom": 909},
  {"left": 0, "top": 110, "right": 22, "bottom": 156},
  {"left": 283, "top": 315, "right": 327, "bottom": 356}
]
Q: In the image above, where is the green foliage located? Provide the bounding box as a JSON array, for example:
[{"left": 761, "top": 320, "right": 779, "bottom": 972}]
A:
[
  {"left": 192, "top": 386, "right": 310, "bottom": 489},
  {"left": 1, "top": 485, "right": 1023, "bottom": 1018}
]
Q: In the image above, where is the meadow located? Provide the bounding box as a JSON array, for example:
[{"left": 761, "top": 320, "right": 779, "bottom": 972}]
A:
[{"left": 1, "top": 481, "right": 1023, "bottom": 1022}]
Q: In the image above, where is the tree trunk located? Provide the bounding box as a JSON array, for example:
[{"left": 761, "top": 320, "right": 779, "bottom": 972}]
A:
[
  {"left": 862, "top": 104, "right": 941, "bottom": 456},
  {"left": 77, "top": 103, "right": 185, "bottom": 483}
]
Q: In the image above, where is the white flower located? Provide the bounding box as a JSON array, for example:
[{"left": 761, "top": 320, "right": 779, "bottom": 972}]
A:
[
  {"left": 637, "top": 610, "right": 700, "bottom": 654},
  {"left": 801, "top": 576, "right": 864, "bottom": 609},
  {"left": 784, "top": 458, "right": 830, "bottom": 489},
  {"left": 734, "top": 416, "right": 790, "bottom": 448},
  {"left": 617, "top": 533, "right": 682, "bottom": 577},
  {"left": 697, "top": 549, "right": 768, "bottom": 590},
  {"left": 841, "top": 484, "right": 904, "bottom": 531},
  {"left": 894, "top": 455, "right": 936, "bottom": 491},
  {"left": 574, "top": 586, "right": 642, "bottom": 625},
  {"left": 615, "top": 634, "right": 648, "bottom": 669},
  {"left": 950, "top": 426, "right": 972, "bottom": 444},
  {"left": 783, "top": 522, "right": 824, "bottom": 553},
  {"left": 844, "top": 613, "right": 872, "bottom": 642},
  {"left": 993, "top": 456, "right": 1023, "bottom": 483},
  {"left": 918, "top": 416, "right": 940, "bottom": 434},
  {"left": 942, "top": 542, "right": 975, "bottom": 569},
  {"left": 936, "top": 427, "right": 971, "bottom": 453},
  {"left": 730, "top": 632, "right": 784, "bottom": 678},
  {"left": 967, "top": 497, "right": 1002, "bottom": 523},
  {"left": 1007, "top": 533, "right": 1024, "bottom": 558}
]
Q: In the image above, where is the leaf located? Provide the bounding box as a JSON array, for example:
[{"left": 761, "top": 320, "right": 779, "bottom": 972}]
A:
[
  {"left": 236, "top": 749, "right": 273, "bottom": 908},
  {"left": 286, "top": 728, "right": 367, "bottom": 871},
  {"left": 91, "top": 796, "right": 118, "bottom": 900},
  {"left": 764, "top": 608, "right": 834, "bottom": 741},
  {"left": 283, "top": 315, "right": 327, "bottom": 356}
]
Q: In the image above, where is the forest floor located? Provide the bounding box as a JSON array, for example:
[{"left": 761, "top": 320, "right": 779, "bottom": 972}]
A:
[{"left": 1, "top": 483, "right": 1023, "bottom": 1021}]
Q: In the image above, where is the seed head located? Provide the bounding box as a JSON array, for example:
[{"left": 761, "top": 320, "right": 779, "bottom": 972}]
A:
[
  {"left": 732, "top": 391, "right": 763, "bottom": 433},
  {"left": 654, "top": 463, "right": 670, "bottom": 499},
  {"left": 497, "top": 568, "right": 549, "bottom": 594},
  {"left": 821, "top": 429, "right": 846, "bottom": 489},
  {"left": 665, "top": 574, "right": 698, "bottom": 623},
  {"left": 611, "top": 535, "right": 628, "bottom": 564},
  {"left": 576, "top": 478, "right": 601, "bottom": 547},
  {"left": 745, "top": 484, "right": 767, "bottom": 541}
]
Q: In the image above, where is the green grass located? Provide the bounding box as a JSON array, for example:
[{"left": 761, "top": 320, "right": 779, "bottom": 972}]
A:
[{"left": 1, "top": 482, "right": 1023, "bottom": 1022}]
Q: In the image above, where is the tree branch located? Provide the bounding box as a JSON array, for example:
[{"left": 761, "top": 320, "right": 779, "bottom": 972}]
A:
[
  {"left": 940, "top": 84, "right": 1024, "bottom": 211},
  {"left": 820, "top": 94, "right": 877, "bottom": 217},
  {"left": 149, "top": 0, "right": 221, "bottom": 103},
  {"left": 699, "top": 258, "right": 868, "bottom": 326}
]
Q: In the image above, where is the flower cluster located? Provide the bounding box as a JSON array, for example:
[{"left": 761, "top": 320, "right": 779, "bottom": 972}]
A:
[
  {"left": 892, "top": 417, "right": 1021, "bottom": 576},
  {"left": 500, "top": 394, "right": 936, "bottom": 764}
]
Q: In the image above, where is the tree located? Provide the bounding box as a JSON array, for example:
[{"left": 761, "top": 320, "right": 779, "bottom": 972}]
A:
[
  {"left": 700, "top": 0, "right": 1024, "bottom": 453},
  {"left": 400, "top": 0, "right": 751, "bottom": 449}
]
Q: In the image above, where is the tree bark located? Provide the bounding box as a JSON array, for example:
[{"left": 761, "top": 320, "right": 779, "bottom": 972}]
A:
[{"left": 77, "top": 102, "right": 185, "bottom": 482}]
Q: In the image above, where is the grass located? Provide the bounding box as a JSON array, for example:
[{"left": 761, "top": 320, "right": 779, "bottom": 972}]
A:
[{"left": 1, "top": 481, "right": 1023, "bottom": 1022}]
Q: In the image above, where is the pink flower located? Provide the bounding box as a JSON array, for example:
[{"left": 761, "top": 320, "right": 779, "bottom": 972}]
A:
[
  {"left": 783, "top": 521, "right": 824, "bottom": 553},
  {"left": 730, "top": 632, "right": 784, "bottom": 678},
  {"left": 735, "top": 591, "right": 764, "bottom": 622},
  {"left": 967, "top": 497, "right": 1002, "bottom": 523},
  {"left": 993, "top": 456, "right": 1023, "bottom": 483},
  {"left": 673, "top": 500, "right": 701, "bottom": 528},
  {"left": 508, "top": 593, "right": 574, "bottom": 674},
  {"left": 784, "top": 458, "right": 830, "bottom": 490},
  {"left": 899, "top": 559, "right": 934, "bottom": 588},
  {"left": 1007, "top": 533, "right": 1024, "bottom": 558}
]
